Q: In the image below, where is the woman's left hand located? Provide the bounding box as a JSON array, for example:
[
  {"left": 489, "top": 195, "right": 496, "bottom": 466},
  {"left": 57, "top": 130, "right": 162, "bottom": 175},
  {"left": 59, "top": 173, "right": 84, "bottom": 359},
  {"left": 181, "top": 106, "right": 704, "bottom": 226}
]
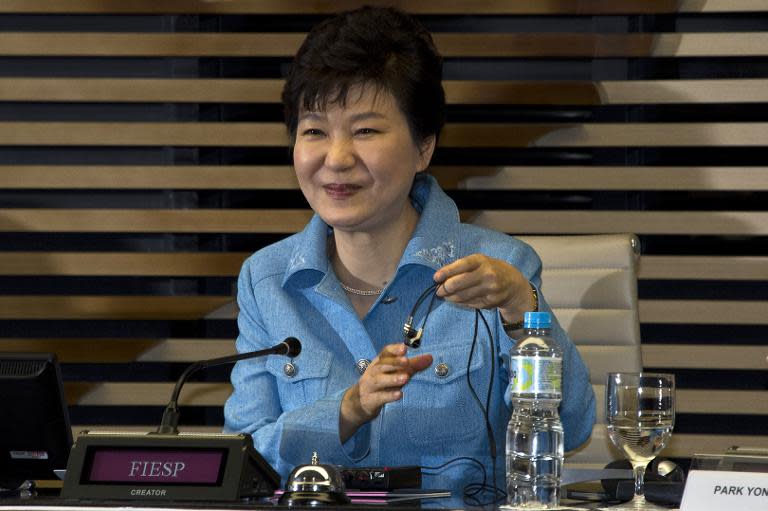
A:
[{"left": 433, "top": 254, "right": 534, "bottom": 325}]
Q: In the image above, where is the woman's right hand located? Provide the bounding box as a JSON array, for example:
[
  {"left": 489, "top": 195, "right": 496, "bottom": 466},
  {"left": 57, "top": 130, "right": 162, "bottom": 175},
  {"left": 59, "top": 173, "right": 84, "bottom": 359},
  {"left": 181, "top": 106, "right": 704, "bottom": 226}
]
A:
[{"left": 340, "top": 343, "right": 433, "bottom": 441}]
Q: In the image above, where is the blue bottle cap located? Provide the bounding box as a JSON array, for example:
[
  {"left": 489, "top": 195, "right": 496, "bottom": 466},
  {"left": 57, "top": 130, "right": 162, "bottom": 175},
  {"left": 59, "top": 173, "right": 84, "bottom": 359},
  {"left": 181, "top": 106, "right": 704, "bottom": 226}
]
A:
[{"left": 524, "top": 311, "right": 551, "bottom": 329}]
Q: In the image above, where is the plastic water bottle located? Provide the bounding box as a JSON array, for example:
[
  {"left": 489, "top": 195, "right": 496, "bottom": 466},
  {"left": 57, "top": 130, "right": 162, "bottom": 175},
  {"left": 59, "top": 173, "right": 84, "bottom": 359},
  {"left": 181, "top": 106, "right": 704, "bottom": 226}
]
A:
[{"left": 505, "top": 311, "right": 563, "bottom": 509}]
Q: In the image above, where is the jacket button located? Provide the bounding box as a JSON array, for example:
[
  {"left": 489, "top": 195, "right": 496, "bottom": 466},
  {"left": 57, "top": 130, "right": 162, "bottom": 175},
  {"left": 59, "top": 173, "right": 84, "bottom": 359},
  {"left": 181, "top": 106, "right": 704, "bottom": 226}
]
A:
[
  {"left": 435, "top": 363, "right": 449, "bottom": 378},
  {"left": 283, "top": 362, "right": 297, "bottom": 378},
  {"left": 355, "top": 359, "right": 371, "bottom": 374}
]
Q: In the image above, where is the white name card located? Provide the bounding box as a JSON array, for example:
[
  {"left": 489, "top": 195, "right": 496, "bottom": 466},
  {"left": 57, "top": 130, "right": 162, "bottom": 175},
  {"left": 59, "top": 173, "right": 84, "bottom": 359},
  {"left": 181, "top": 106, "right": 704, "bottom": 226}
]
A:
[{"left": 680, "top": 469, "right": 768, "bottom": 511}]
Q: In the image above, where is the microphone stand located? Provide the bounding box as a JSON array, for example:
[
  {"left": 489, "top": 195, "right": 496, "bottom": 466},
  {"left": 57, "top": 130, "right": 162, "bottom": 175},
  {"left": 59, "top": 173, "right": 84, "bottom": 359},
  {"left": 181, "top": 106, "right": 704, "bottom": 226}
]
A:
[{"left": 155, "top": 338, "right": 301, "bottom": 435}]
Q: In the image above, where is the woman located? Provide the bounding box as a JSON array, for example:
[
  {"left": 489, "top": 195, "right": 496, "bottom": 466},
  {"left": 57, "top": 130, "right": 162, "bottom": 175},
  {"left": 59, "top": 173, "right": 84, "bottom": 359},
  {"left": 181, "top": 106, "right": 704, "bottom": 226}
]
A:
[{"left": 224, "top": 6, "right": 595, "bottom": 496}]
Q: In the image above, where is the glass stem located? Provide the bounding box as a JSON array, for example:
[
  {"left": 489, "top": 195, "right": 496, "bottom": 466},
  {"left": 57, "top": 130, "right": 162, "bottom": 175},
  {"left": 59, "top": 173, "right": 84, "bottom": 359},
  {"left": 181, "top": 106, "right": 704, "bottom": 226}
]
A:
[{"left": 631, "top": 462, "right": 647, "bottom": 499}]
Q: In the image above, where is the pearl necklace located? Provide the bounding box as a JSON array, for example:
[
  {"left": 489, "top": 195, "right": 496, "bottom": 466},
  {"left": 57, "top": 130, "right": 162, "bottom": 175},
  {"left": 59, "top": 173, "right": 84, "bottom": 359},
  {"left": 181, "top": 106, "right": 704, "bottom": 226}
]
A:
[{"left": 339, "top": 281, "right": 383, "bottom": 296}]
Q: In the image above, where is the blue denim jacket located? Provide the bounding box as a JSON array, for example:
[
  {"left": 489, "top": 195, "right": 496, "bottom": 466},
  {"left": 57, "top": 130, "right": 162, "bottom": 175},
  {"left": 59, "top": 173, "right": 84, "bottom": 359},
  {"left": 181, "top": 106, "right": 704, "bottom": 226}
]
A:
[{"left": 224, "top": 174, "right": 595, "bottom": 495}]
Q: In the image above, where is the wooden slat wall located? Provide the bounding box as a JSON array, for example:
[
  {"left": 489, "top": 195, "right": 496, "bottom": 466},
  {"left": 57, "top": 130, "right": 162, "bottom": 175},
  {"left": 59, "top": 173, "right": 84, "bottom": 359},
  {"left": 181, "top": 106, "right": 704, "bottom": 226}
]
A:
[
  {"left": 6, "top": 121, "right": 768, "bottom": 147},
  {"left": 0, "top": 1, "right": 766, "bottom": 460},
  {"left": 0, "top": 0, "right": 762, "bottom": 15},
  {"left": 3, "top": 32, "right": 768, "bottom": 58}
]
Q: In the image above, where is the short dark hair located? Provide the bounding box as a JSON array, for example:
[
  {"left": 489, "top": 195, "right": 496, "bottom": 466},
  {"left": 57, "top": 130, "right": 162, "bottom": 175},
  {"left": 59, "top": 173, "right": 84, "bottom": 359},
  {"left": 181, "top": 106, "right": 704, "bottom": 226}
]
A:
[{"left": 282, "top": 6, "right": 445, "bottom": 146}]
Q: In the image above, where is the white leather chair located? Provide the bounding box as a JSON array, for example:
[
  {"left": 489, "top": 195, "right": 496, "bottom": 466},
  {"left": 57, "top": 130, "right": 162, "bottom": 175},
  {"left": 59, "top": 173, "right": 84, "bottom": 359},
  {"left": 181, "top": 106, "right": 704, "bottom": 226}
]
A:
[{"left": 518, "top": 234, "right": 643, "bottom": 469}]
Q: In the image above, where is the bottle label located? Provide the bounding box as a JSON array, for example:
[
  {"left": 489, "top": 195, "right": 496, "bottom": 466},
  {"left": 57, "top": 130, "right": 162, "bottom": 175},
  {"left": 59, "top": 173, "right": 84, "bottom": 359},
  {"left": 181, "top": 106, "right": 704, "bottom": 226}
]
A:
[{"left": 510, "top": 355, "right": 562, "bottom": 396}]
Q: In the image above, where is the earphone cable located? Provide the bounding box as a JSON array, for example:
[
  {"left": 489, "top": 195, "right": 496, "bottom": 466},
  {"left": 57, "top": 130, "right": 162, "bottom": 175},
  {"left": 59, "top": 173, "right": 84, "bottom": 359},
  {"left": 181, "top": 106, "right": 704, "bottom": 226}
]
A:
[
  {"left": 420, "top": 456, "right": 504, "bottom": 506},
  {"left": 403, "top": 283, "right": 438, "bottom": 342},
  {"left": 418, "top": 283, "right": 440, "bottom": 332},
  {"left": 404, "top": 283, "right": 506, "bottom": 505},
  {"left": 464, "top": 309, "right": 504, "bottom": 504},
  {"left": 407, "top": 283, "right": 438, "bottom": 323},
  {"left": 477, "top": 309, "right": 502, "bottom": 498}
]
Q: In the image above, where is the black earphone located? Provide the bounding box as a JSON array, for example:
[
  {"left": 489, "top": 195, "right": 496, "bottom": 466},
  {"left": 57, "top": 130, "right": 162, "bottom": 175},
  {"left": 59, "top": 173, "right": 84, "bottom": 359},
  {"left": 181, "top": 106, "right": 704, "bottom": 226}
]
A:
[
  {"left": 401, "top": 282, "right": 505, "bottom": 504},
  {"left": 601, "top": 458, "right": 686, "bottom": 505},
  {"left": 402, "top": 283, "right": 438, "bottom": 348}
]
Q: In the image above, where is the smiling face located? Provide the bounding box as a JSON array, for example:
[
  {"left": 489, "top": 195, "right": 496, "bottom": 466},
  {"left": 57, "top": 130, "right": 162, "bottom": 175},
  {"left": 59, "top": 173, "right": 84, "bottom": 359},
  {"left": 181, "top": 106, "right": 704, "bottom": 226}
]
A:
[{"left": 293, "top": 85, "right": 435, "bottom": 237}]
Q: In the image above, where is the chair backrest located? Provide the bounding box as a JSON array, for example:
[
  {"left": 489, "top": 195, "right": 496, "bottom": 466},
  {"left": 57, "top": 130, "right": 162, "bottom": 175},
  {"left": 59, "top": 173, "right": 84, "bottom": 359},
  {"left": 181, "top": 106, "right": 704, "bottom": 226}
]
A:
[{"left": 518, "top": 234, "right": 642, "bottom": 467}]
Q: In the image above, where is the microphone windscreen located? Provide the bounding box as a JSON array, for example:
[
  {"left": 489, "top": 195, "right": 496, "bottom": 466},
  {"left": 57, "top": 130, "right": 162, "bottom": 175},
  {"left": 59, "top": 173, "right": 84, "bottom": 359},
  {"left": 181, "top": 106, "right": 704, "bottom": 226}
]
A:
[{"left": 282, "top": 337, "right": 302, "bottom": 358}]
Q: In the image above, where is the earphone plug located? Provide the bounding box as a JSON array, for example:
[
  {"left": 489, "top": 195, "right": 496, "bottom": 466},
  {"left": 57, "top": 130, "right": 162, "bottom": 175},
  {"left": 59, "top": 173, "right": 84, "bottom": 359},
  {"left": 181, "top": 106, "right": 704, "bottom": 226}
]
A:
[
  {"left": 401, "top": 283, "right": 439, "bottom": 350},
  {"left": 403, "top": 322, "right": 423, "bottom": 348}
]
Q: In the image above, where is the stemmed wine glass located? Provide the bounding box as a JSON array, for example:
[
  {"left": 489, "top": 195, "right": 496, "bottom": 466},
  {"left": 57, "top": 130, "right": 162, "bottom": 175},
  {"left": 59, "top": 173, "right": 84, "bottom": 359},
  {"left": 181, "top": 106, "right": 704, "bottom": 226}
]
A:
[{"left": 605, "top": 373, "right": 675, "bottom": 510}]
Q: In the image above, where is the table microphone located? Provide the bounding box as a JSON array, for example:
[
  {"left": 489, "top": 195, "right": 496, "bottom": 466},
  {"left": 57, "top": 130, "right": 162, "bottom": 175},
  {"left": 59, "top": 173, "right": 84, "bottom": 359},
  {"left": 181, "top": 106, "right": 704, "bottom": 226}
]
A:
[{"left": 155, "top": 337, "right": 301, "bottom": 434}]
